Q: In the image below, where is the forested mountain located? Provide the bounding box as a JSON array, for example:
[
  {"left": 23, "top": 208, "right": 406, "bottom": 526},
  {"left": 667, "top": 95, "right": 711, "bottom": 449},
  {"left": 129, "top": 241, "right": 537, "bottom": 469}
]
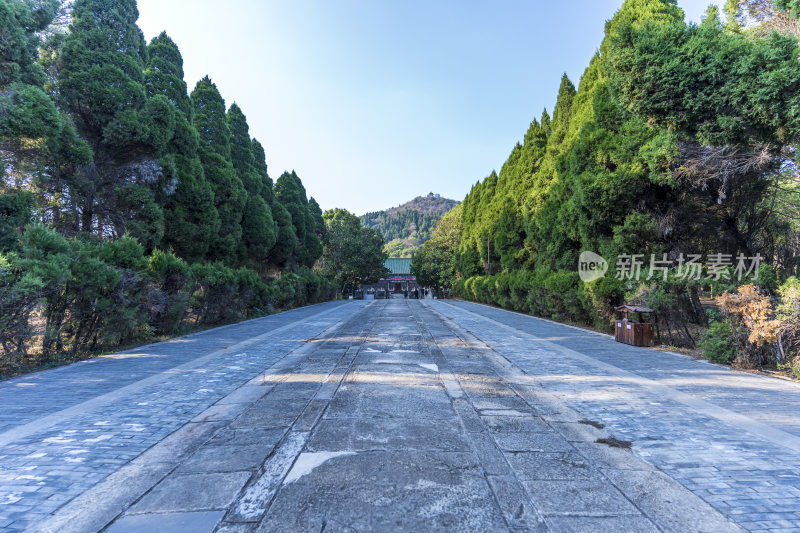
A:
[
  {"left": 413, "top": 0, "right": 800, "bottom": 374},
  {"left": 361, "top": 193, "right": 459, "bottom": 257},
  {"left": 0, "top": 0, "right": 383, "bottom": 377}
]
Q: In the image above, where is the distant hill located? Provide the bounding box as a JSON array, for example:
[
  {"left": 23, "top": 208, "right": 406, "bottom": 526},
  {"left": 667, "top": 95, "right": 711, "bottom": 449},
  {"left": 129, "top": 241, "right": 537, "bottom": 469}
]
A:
[{"left": 361, "top": 193, "right": 460, "bottom": 257}]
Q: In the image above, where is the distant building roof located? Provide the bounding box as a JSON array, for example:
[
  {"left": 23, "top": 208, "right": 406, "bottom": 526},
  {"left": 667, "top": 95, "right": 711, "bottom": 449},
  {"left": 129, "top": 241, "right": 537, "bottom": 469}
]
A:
[
  {"left": 385, "top": 257, "right": 412, "bottom": 275},
  {"left": 615, "top": 304, "right": 653, "bottom": 314}
]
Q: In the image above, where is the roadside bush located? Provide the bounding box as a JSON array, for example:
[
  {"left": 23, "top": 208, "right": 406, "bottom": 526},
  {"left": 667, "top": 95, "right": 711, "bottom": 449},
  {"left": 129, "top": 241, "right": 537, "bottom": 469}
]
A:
[
  {"left": 508, "top": 270, "right": 532, "bottom": 312},
  {"left": 273, "top": 273, "right": 298, "bottom": 310},
  {"left": 544, "top": 271, "right": 586, "bottom": 322},
  {"left": 234, "top": 267, "right": 271, "bottom": 316},
  {"left": 452, "top": 278, "right": 466, "bottom": 299},
  {"left": 453, "top": 267, "right": 608, "bottom": 328},
  {"left": 584, "top": 276, "right": 624, "bottom": 329},
  {"left": 1, "top": 225, "right": 336, "bottom": 378},
  {"left": 718, "top": 284, "right": 781, "bottom": 368},
  {"left": 493, "top": 271, "right": 512, "bottom": 309},
  {"left": 777, "top": 277, "right": 800, "bottom": 378},
  {"left": 0, "top": 254, "right": 40, "bottom": 374},
  {"left": 524, "top": 267, "right": 551, "bottom": 316},
  {"left": 147, "top": 249, "right": 193, "bottom": 334},
  {"left": 699, "top": 318, "right": 736, "bottom": 364},
  {"left": 192, "top": 262, "right": 247, "bottom": 324},
  {"left": 93, "top": 236, "right": 151, "bottom": 348}
]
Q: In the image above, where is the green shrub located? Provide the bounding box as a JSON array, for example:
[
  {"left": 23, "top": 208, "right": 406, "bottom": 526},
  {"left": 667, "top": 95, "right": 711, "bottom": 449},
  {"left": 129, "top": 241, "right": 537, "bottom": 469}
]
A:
[
  {"left": 700, "top": 319, "right": 737, "bottom": 364},
  {"left": 756, "top": 263, "right": 778, "bottom": 294},
  {"left": 544, "top": 271, "right": 586, "bottom": 322},
  {"left": 274, "top": 273, "right": 298, "bottom": 309},
  {"left": 2, "top": 224, "right": 335, "bottom": 375},
  {"left": 525, "top": 267, "right": 550, "bottom": 316},
  {"left": 0, "top": 253, "right": 41, "bottom": 374},
  {"left": 147, "top": 250, "right": 193, "bottom": 334},
  {"left": 191, "top": 262, "right": 241, "bottom": 324},
  {"left": 584, "top": 275, "right": 624, "bottom": 329},
  {"left": 508, "top": 270, "right": 531, "bottom": 312}
]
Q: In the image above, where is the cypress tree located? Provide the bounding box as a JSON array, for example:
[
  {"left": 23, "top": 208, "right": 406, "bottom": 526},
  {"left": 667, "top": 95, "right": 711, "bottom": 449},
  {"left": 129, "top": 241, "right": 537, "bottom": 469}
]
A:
[
  {"left": 275, "top": 170, "right": 322, "bottom": 267},
  {"left": 268, "top": 201, "right": 298, "bottom": 268},
  {"left": 250, "top": 139, "right": 274, "bottom": 203},
  {"left": 145, "top": 33, "right": 219, "bottom": 261},
  {"left": 549, "top": 74, "right": 577, "bottom": 145},
  {"left": 275, "top": 171, "right": 307, "bottom": 247},
  {"left": 305, "top": 197, "right": 325, "bottom": 266},
  {"left": 0, "top": 0, "right": 61, "bottom": 182},
  {"left": 227, "top": 104, "right": 276, "bottom": 265},
  {"left": 190, "top": 77, "right": 246, "bottom": 263},
  {"left": 144, "top": 32, "right": 191, "bottom": 117},
  {"left": 0, "top": 0, "right": 59, "bottom": 88},
  {"left": 58, "top": 0, "right": 172, "bottom": 249}
]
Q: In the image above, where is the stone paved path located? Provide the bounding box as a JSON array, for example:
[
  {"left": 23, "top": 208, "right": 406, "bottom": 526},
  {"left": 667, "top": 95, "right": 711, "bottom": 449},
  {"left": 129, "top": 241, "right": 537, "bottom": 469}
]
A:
[{"left": 1, "top": 298, "right": 799, "bottom": 531}]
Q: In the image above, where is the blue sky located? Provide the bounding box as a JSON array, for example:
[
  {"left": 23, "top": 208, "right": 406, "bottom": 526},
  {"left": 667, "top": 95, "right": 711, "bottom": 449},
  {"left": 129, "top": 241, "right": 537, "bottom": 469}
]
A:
[{"left": 135, "top": 0, "right": 721, "bottom": 215}]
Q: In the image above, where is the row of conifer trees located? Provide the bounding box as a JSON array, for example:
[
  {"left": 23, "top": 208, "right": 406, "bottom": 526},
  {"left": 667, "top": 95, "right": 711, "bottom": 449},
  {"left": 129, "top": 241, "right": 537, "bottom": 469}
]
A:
[
  {"left": 0, "top": 0, "right": 335, "bottom": 375},
  {"left": 414, "top": 0, "right": 800, "bottom": 372}
]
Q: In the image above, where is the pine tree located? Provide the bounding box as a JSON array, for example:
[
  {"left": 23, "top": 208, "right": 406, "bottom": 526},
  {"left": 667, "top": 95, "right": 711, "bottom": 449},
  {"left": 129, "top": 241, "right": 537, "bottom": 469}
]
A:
[
  {"left": 190, "top": 77, "right": 246, "bottom": 263},
  {"left": 275, "top": 170, "right": 322, "bottom": 267},
  {"left": 227, "top": 103, "right": 276, "bottom": 265},
  {"left": 58, "top": 0, "right": 172, "bottom": 249},
  {"left": 306, "top": 196, "right": 325, "bottom": 266},
  {"left": 250, "top": 139, "right": 274, "bottom": 203},
  {"left": 0, "top": 0, "right": 61, "bottom": 180},
  {"left": 145, "top": 33, "right": 219, "bottom": 261},
  {"left": 268, "top": 200, "right": 298, "bottom": 268}
]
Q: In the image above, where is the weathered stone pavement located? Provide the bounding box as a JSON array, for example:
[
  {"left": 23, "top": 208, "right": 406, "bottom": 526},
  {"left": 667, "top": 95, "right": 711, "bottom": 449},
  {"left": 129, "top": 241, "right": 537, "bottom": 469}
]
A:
[{"left": 1, "top": 298, "right": 799, "bottom": 532}]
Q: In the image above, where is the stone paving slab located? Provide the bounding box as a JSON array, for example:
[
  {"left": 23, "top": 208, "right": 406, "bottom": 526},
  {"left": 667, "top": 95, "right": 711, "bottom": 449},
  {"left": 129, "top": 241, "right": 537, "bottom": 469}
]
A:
[
  {"left": 429, "top": 299, "right": 800, "bottom": 532},
  {"left": 0, "top": 300, "right": 369, "bottom": 532},
  {"left": 0, "top": 298, "right": 777, "bottom": 531},
  {"left": 0, "top": 302, "right": 349, "bottom": 434}
]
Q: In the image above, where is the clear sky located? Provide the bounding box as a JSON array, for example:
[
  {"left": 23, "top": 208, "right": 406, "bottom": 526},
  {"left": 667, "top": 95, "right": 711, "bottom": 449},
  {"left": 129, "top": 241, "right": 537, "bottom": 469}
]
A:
[{"left": 135, "top": 0, "right": 721, "bottom": 215}]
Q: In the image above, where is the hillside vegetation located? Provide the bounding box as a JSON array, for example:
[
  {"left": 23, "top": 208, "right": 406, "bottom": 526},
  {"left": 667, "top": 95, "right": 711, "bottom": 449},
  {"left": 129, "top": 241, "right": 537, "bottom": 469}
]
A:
[
  {"left": 413, "top": 0, "right": 800, "bottom": 376},
  {"left": 361, "top": 193, "right": 459, "bottom": 257}
]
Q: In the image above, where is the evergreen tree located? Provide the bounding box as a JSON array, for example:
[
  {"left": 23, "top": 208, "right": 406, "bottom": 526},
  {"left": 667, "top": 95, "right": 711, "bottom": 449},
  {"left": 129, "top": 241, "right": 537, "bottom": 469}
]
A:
[
  {"left": 250, "top": 139, "right": 274, "bottom": 203},
  {"left": 275, "top": 170, "right": 322, "bottom": 267},
  {"left": 411, "top": 204, "right": 463, "bottom": 296},
  {"left": 144, "top": 33, "right": 219, "bottom": 261},
  {"left": 227, "top": 103, "right": 276, "bottom": 265},
  {"left": 0, "top": 0, "right": 89, "bottom": 242},
  {"left": 58, "top": 0, "right": 173, "bottom": 249},
  {"left": 1, "top": 0, "right": 61, "bottom": 175},
  {"left": 305, "top": 196, "right": 325, "bottom": 266},
  {"left": 190, "top": 76, "right": 246, "bottom": 263},
  {"left": 268, "top": 200, "right": 298, "bottom": 268}
]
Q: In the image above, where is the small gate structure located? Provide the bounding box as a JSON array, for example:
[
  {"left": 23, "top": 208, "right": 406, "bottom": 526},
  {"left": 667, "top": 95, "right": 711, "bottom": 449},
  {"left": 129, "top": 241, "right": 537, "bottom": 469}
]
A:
[{"left": 614, "top": 304, "right": 655, "bottom": 347}]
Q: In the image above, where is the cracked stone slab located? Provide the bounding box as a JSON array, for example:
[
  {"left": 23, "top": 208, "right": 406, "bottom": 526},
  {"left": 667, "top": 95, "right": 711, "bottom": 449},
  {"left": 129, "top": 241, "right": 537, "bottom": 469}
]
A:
[
  {"left": 493, "top": 431, "right": 574, "bottom": 453},
  {"left": 522, "top": 479, "right": 641, "bottom": 516},
  {"left": 482, "top": 415, "right": 552, "bottom": 433},
  {"left": 176, "top": 444, "right": 272, "bottom": 473},
  {"left": 256, "top": 451, "right": 507, "bottom": 532},
  {"left": 105, "top": 511, "right": 225, "bottom": 533},
  {"left": 487, "top": 475, "right": 548, "bottom": 530},
  {"left": 505, "top": 451, "right": 599, "bottom": 481},
  {"left": 306, "top": 418, "right": 469, "bottom": 452},
  {"left": 544, "top": 515, "right": 661, "bottom": 532},
  {"left": 228, "top": 431, "right": 308, "bottom": 522},
  {"left": 128, "top": 471, "right": 251, "bottom": 514},
  {"left": 602, "top": 468, "right": 742, "bottom": 533}
]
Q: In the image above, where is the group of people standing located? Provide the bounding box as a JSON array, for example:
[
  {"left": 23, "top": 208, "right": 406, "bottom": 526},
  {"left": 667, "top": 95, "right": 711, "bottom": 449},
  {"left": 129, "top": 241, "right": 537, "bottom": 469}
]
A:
[{"left": 403, "top": 287, "right": 428, "bottom": 299}]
